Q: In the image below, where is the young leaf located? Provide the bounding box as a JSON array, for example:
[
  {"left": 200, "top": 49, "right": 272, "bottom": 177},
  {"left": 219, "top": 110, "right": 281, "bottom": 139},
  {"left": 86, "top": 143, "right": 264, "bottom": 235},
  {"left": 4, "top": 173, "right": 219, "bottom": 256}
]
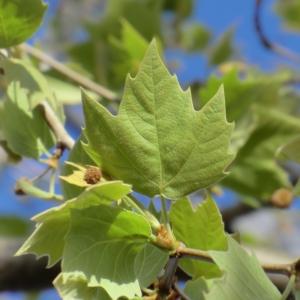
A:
[
  {"left": 170, "top": 196, "right": 227, "bottom": 278},
  {"left": 205, "top": 237, "right": 282, "bottom": 300},
  {"left": 61, "top": 135, "right": 95, "bottom": 200},
  {"left": 62, "top": 205, "right": 152, "bottom": 299},
  {"left": 16, "top": 181, "right": 131, "bottom": 267},
  {"left": 54, "top": 273, "right": 111, "bottom": 300},
  {"left": 0, "top": 0, "right": 47, "bottom": 48},
  {"left": 83, "top": 40, "right": 234, "bottom": 199}
]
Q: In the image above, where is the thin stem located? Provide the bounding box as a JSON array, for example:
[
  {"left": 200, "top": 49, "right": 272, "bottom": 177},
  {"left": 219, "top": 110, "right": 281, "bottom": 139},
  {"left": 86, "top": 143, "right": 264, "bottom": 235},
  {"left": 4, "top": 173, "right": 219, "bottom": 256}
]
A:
[
  {"left": 177, "top": 245, "right": 296, "bottom": 278},
  {"left": 31, "top": 166, "right": 52, "bottom": 183},
  {"left": 281, "top": 274, "right": 296, "bottom": 300},
  {"left": 123, "top": 195, "right": 146, "bottom": 216},
  {"left": 19, "top": 43, "right": 119, "bottom": 101},
  {"left": 49, "top": 169, "right": 57, "bottom": 195},
  {"left": 38, "top": 101, "right": 75, "bottom": 150},
  {"left": 160, "top": 196, "right": 176, "bottom": 244}
]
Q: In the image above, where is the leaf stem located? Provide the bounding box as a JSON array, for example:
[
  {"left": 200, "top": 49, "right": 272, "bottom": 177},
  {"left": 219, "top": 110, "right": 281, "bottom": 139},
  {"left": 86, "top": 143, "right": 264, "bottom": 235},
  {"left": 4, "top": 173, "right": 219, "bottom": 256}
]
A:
[
  {"left": 19, "top": 43, "right": 119, "bottom": 101},
  {"left": 177, "top": 245, "right": 297, "bottom": 278},
  {"left": 123, "top": 195, "right": 146, "bottom": 216},
  {"left": 160, "top": 196, "right": 176, "bottom": 243}
]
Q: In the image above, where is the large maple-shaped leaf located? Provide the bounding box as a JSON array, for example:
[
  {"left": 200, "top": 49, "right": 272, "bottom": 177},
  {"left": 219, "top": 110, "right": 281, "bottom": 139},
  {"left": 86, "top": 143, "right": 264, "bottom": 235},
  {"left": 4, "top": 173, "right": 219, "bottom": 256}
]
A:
[{"left": 83, "top": 40, "right": 234, "bottom": 199}]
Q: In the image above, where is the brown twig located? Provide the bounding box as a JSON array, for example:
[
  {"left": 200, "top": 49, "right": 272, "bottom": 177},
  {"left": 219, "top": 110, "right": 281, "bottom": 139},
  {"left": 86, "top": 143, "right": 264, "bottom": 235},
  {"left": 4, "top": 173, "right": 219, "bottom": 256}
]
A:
[
  {"left": 38, "top": 101, "right": 75, "bottom": 150},
  {"left": 177, "top": 245, "right": 297, "bottom": 278},
  {"left": 254, "top": 0, "right": 300, "bottom": 63},
  {"left": 158, "top": 256, "right": 179, "bottom": 298},
  {"left": 19, "top": 43, "right": 119, "bottom": 101}
]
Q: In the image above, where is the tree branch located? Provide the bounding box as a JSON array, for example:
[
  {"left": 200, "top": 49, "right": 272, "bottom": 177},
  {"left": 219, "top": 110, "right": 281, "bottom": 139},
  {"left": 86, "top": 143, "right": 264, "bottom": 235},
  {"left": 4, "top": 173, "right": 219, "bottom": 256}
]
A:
[
  {"left": 254, "top": 0, "right": 300, "bottom": 63},
  {"left": 19, "top": 43, "right": 119, "bottom": 101},
  {"left": 38, "top": 101, "right": 75, "bottom": 150},
  {"left": 177, "top": 245, "right": 298, "bottom": 278}
]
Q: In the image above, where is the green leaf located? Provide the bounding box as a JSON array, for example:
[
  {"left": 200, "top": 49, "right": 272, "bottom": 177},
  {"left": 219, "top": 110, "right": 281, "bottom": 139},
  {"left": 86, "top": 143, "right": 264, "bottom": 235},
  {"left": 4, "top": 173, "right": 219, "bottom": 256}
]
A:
[
  {"left": 275, "top": 0, "right": 300, "bottom": 31},
  {"left": 170, "top": 196, "right": 227, "bottom": 278},
  {"left": 200, "top": 69, "right": 285, "bottom": 122},
  {"left": 0, "top": 58, "right": 64, "bottom": 118},
  {"left": 83, "top": 40, "right": 234, "bottom": 199},
  {"left": 0, "top": 58, "right": 65, "bottom": 158},
  {"left": 69, "top": 0, "right": 162, "bottom": 87},
  {"left": 63, "top": 205, "right": 152, "bottom": 299},
  {"left": 184, "top": 277, "right": 208, "bottom": 300},
  {"left": 3, "top": 81, "right": 55, "bottom": 158},
  {"left": 108, "top": 20, "right": 149, "bottom": 88},
  {"left": 46, "top": 76, "right": 98, "bottom": 105},
  {"left": 16, "top": 181, "right": 131, "bottom": 267},
  {"left": 54, "top": 273, "right": 111, "bottom": 300},
  {"left": 180, "top": 23, "right": 211, "bottom": 52},
  {"left": 205, "top": 237, "right": 282, "bottom": 300},
  {"left": 0, "top": 0, "right": 47, "bottom": 48},
  {"left": 16, "top": 213, "right": 69, "bottom": 266},
  {"left": 277, "top": 135, "right": 300, "bottom": 163},
  {"left": 223, "top": 108, "right": 300, "bottom": 200},
  {"left": 209, "top": 28, "right": 235, "bottom": 66},
  {"left": 134, "top": 243, "right": 168, "bottom": 288}
]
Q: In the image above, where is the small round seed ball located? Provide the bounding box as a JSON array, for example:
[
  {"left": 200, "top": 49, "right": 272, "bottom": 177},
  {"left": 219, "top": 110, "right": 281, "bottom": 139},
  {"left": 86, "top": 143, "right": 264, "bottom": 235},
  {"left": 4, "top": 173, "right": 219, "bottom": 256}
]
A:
[{"left": 84, "top": 166, "right": 102, "bottom": 185}]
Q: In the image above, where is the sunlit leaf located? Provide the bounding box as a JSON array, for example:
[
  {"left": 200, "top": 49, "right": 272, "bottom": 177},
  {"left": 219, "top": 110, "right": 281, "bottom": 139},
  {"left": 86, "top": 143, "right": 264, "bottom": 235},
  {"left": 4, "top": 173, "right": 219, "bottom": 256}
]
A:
[
  {"left": 63, "top": 205, "right": 152, "bottom": 299},
  {"left": 2, "top": 82, "right": 55, "bottom": 158},
  {"left": 16, "top": 181, "right": 131, "bottom": 267},
  {"left": 54, "top": 273, "right": 111, "bottom": 300}
]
